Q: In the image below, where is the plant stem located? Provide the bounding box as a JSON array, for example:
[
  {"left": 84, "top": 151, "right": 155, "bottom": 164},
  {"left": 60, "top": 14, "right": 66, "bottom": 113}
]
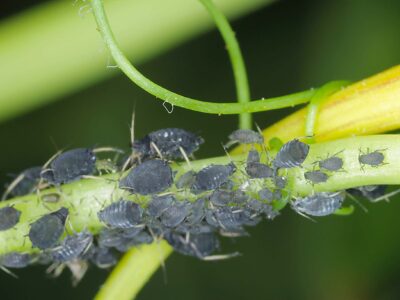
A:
[
  {"left": 89, "top": 0, "right": 316, "bottom": 115},
  {"left": 199, "top": 0, "right": 251, "bottom": 129}
]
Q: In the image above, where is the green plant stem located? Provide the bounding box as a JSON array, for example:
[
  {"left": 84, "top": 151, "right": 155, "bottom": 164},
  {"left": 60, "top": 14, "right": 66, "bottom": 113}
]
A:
[
  {"left": 199, "top": 0, "right": 251, "bottom": 129},
  {"left": 89, "top": 0, "right": 317, "bottom": 115}
]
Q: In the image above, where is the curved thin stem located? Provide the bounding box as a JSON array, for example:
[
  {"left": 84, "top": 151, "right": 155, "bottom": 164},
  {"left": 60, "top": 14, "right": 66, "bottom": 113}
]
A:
[
  {"left": 199, "top": 0, "right": 251, "bottom": 128},
  {"left": 89, "top": 0, "right": 316, "bottom": 114}
]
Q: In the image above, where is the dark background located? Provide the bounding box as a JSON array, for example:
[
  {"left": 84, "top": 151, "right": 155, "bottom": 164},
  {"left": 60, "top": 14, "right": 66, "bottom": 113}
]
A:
[{"left": 2, "top": 0, "right": 400, "bottom": 299}]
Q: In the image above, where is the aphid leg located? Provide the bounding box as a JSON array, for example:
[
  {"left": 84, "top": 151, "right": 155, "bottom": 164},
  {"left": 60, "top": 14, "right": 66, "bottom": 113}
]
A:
[
  {"left": 201, "top": 252, "right": 241, "bottom": 261},
  {"left": 179, "top": 146, "right": 192, "bottom": 170},
  {"left": 0, "top": 266, "right": 18, "bottom": 278},
  {"left": 345, "top": 192, "right": 368, "bottom": 213},
  {"left": 371, "top": 188, "right": 400, "bottom": 203},
  {"left": 150, "top": 142, "right": 164, "bottom": 160},
  {"left": 1, "top": 173, "right": 26, "bottom": 201},
  {"left": 304, "top": 81, "right": 348, "bottom": 143}
]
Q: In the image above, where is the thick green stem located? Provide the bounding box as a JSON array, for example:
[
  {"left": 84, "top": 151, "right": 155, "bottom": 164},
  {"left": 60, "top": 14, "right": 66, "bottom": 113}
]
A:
[
  {"left": 199, "top": 0, "right": 251, "bottom": 129},
  {"left": 89, "top": 0, "right": 316, "bottom": 114}
]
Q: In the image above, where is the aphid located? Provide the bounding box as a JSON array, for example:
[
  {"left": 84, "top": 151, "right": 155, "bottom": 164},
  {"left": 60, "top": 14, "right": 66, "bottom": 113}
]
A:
[
  {"left": 246, "top": 162, "right": 273, "bottom": 179},
  {"left": 228, "top": 129, "right": 264, "bottom": 145},
  {"left": 292, "top": 192, "right": 344, "bottom": 216},
  {"left": 347, "top": 185, "right": 387, "bottom": 201},
  {"left": 119, "top": 159, "right": 173, "bottom": 195},
  {"left": 97, "top": 228, "right": 127, "bottom": 248},
  {"left": 359, "top": 149, "right": 385, "bottom": 168},
  {"left": 0, "top": 252, "right": 31, "bottom": 268},
  {"left": 210, "top": 190, "right": 232, "bottom": 206},
  {"left": 132, "top": 128, "right": 204, "bottom": 160},
  {"left": 41, "top": 148, "right": 96, "bottom": 185},
  {"left": 304, "top": 170, "right": 329, "bottom": 184},
  {"left": 246, "top": 150, "right": 260, "bottom": 164},
  {"left": 274, "top": 176, "right": 287, "bottom": 189},
  {"left": 191, "top": 163, "right": 236, "bottom": 192},
  {"left": 29, "top": 207, "right": 69, "bottom": 249},
  {"left": 2, "top": 166, "right": 42, "bottom": 200},
  {"left": 90, "top": 246, "right": 117, "bottom": 269},
  {"left": 98, "top": 200, "right": 143, "bottom": 228},
  {"left": 317, "top": 154, "right": 343, "bottom": 172},
  {"left": 0, "top": 206, "right": 21, "bottom": 231},
  {"left": 258, "top": 188, "right": 273, "bottom": 202},
  {"left": 51, "top": 231, "right": 93, "bottom": 262},
  {"left": 160, "top": 200, "right": 190, "bottom": 228},
  {"left": 274, "top": 139, "right": 310, "bottom": 168},
  {"left": 175, "top": 170, "right": 196, "bottom": 189},
  {"left": 165, "top": 232, "right": 219, "bottom": 259},
  {"left": 146, "top": 194, "right": 175, "bottom": 218},
  {"left": 185, "top": 198, "right": 206, "bottom": 224},
  {"left": 114, "top": 231, "right": 154, "bottom": 252}
]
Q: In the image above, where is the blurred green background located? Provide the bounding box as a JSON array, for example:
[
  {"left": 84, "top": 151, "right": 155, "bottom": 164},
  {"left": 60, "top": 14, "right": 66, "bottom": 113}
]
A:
[{"left": 1, "top": 0, "right": 400, "bottom": 299}]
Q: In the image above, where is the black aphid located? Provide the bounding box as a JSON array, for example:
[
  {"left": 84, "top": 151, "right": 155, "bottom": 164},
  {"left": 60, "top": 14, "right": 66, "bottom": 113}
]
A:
[
  {"left": 165, "top": 232, "right": 219, "bottom": 259},
  {"left": 258, "top": 188, "right": 273, "bottom": 202},
  {"left": 97, "top": 228, "right": 128, "bottom": 248},
  {"left": 246, "top": 150, "right": 260, "bottom": 164},
  {"left": 132, "top": 128, "right": 204, "bottom": 160},
  {"left": 175, "top": 170, "right": 196, "bottom": 189},
  {"left": 29, "top": 207, "right": 69, "bottom": 250},
  {"left": 347, "top": 185, "right": 387, "bottom": 201},
  {"left": 245, "top": 200, "right": 278, "bottom": 220},
  {"left": 41, "top": 148, "right": 96, "bottom": 185},
  {"left": 0, "top": 252, "right": 31, "bottom": 268},
  {"left": 160, "top": 200, "right": 190, "bottom": 228},
  {"left": 52, "top": 231, "right": 93, "bottom": 262},
  {"left": 119, "top": 159, "right": 173, "bottom": 195},
  {"left": 228, "top": 129, "right": 264, "bottom": 145},
  {"left": 89, "top": 246, "right": 117, "bottom": 269},
  {"left": 3, "top": 166, "right": 41, "bottom": 199},
  {"left": 146, "top": 194, "right": 175, "bottom": 218},
  {"left": 304, "top": 170, "right": 329, "bottom": 184},
  {"left": 0, "top": 206, "right": 21, "bottom": 231},
  {"left": 191, "top": 163, "right": 236, "bottom": 192},
  {"left": 358, "top": 149, "right": 385, "bottom": 168},
  {"left": 246, "top": 162, "right": 273, "bottom": 179},
  {"left": 114, "top": 231, "right": 154, "bottom": 252},
  {"left": 185, "top": 198, "right": 206, "bottom": 224},
  {"left": 210, "top": 190, "right": 232, "bottom": 206},
  {"left": 292, "top": 192, "right": 344, "bottom": 216},
  {"left": 274, "top": 139, "right": 309, "bottom": 168},
  {"left": 318, "top": 155, "right": 343, "bottom": 172},
  {"left": 98, "top": 200, "right": 143, "bottom": 228}
]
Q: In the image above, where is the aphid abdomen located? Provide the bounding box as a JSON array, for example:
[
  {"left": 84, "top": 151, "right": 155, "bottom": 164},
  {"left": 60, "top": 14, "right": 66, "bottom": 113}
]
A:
[
  {"left": 175, "top": 171, "right": 196, "bottom": 189},
  {"left": 319, "top": 157, "right": 343, "bottom": 171},
  {"left": 359, "top": 151, "right": 385, "bottom": 167},
  {"left": 8, "top": 167, "right": 42, "bottom": 197},
  {"left": 0, "top": 252, "right": 31, "bottom": 268},
  {"left": 292, "top": 192, "right": 344, "bottom": 216},
  {"left": 304, "top": 170, "right": 329, "bottom": 184},
  {"left": 165, "top": 232, "right": 219, "bottom": 258},
  {"left": 191, "top": 163, "right": 236, "bottom": 192},
  {"left": 0, "top": 206, "right": 21, "bottom": 231},
  {"left": 274, "top": 139, "right": 309, "bottom": 168},
  {"left": 146, "top": 195, "right": 175, "bottom": 218},
  {"left": 98, "top": 200, "right": 143, "bottom": 228},
  {"left": 160, "top": 201, "right": 190, "bottom": 228},
  {"left": 28, "top": 207, "right": 69, "bottom": 250},
  {"left": 119, "top": 159, "right": 173, "bottom": 195},
  {"left": 228, "top": 129, "right": 264, "bottom": 144},
  {"left": 246, "top": 162, "right": 273, "bottom": 179},
  {"left": 52, "top": 232, "right": 93, "bottom": 262}
]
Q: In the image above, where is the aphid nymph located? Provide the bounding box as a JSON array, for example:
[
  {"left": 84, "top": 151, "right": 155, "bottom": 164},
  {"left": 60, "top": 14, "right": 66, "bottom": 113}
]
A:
[
  {"left": 292, "top": 192, "right": 344, "bottom": 216},
  {"left": 98, "top": 200, "right": 143, "bottom": 228},
  {"left": 227, "top": 129, "right": 264, "bottom": 146},
  {"left": 358, "top": 148, "right": 385, "bottom": 169},
  {"left": 274, "top": 139, "right": 310, "bottom": 169},
  {"left": 191, "top": 163, "right": 236, "bottom": 192},
  {"left": 304, "top": 170, "right": 329, "bottom": 184},
  {"left": 0, "top": 206, "right": 21, "bottom": 231}
]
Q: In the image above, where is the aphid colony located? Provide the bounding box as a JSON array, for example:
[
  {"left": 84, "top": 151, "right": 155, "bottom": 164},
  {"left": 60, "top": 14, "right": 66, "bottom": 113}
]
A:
[{"left": 0, "top": 128, "right": 389, "bottom": 277}]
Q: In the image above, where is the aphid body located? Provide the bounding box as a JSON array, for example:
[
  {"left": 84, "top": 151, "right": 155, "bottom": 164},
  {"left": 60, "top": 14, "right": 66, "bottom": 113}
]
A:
[
  {"left": 0, "top": 206, "right": 21, "bottom": 231},
  {"left": 191, "top": 163, "right": 236, "bottom": 192},
  {"left": 41, "top": 148, "right": 96, "bottom": 185},
  {"left": 165, "top": 232, "right": 219, "bottom": 259},
  {"left": 0, "top": 252, "right": 31, "bottom": 268},
  {"left": 52, "top": 231, "right": 93, "bottom": 262},
  {"left": 5, "top": 166, "right": 42, "bottom": 198},
  {"left": 175, "top": 170, "right": 196, "bottom": 189},
  {"left": 274, "top": 139, "right": 309, "bottom": 168},
  {"left": 359, "top": 149, "right": 385, "bottom": 167},
  {"left": 98, "top": 200, "right": 143, "bottom": 228},
  {"left": 246, "top": 150, "right": 260, "bottom": 164},
  {"left": 304, "top": 170, "right": 329, "bottom": 184},
  {"left": 292, "top": 192, "right": 344, "bottom": 216},
  {"left": 318, "top": 156, "right": 343, "bottom": 171},
  {"left": 132, "top": 128, "right": 204, "bottom": 160},
  {"left": 119, "top": 159, "right": 173, "bottom": 195},
  {"left": 228, "top": 129, "right": 264, "bottom": 145},
  {"left": 246, "top": 162, "right": 273, "bottom": 179},
  {"left": 146, "top": 194, "right": 175, "bottom": 218},
  {"left": 160, "top": 200, "right": 190, "bottom": 228},
  {"left": 29, "top": 207, "right": 69, "bottom": 249}
]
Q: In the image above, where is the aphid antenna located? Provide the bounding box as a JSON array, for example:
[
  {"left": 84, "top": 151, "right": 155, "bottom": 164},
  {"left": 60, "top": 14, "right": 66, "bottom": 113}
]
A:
[
  {"left": 201, "top": 252, "right": 242, "bottom": 261},
  {"left": 371, "top": 188, "right": 400, "bottom": 203},
  {"left": 254, "top": 123, "right": 270, "bottom": 161},
  {"left": 345, "top": 192, "right": 368, "bottom": 213},
  {"left": 0, "top": 266, "right": 18, "bottom": 279},
  {"left": 179, "top": 146, "right": 193, "bottom": 170},
  {"left": 150, "top": 142, "right": 164, "bottom": 160},
  {"left": 1, "top": 173, "right": 25, "bottom": 201},
  {"left": 92, "top": 146, "right": 124, "bottom": 155}
]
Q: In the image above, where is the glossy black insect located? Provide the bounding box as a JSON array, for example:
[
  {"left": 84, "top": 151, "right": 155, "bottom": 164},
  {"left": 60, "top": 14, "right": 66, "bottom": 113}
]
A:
[
  {"left": 41, "top": 148, "right": 96, "bottom": 185},
  {"left": 146, "top": 194, "right": 175, "bottom": 218},
  {"left": 228, "top": 129, "right": 264, "bottom": 145},
  {"left": 246, "top": 150, "right": 260, "bottom": 164},
  {"left": 119, "top": 159, "right": 173, "bottom": 195},
  {"left": 2, "top": 166, "right": 41, "bottom": 200},
  {"left": 317, "top": 153, "right": 343, "bottom": 171},
  {"left": 132, "top": 128, "right": 204, "bottom": 160},
  {"left": 246, "top": 162, "right": 273, "bottom": 179},
  {"left": 165, "top": 232, "right": 219, "bottom": 259},
  {"left": 160, "top": 200, "right": 190, "bottom": 228},
  {"left": 52, "top": 231, "right": 93, "bottom": 262},
  {"left": 29, "top": 207, "right": 69, "bottom": 250},
  {"left": 175, "top": 170, "right": 196, "bottom": 189},
  {"left": 0, "top": 252, "right": 31, "bottom": 268},
  {"left": 274, "top": 139, "right": 310, "bottom": 168},
  {"left": 191, "top": 163, "right": 236, "bottom": 192},
  {"left": 98, "top": 200, "right": 143, "bottom": 228},
  {"left": 358, "top": 149, "right": 385, "bottom": 168},
  {"left": 292, "top": 192, "right": 344, "bottom": 216},
  {"left": 0, "top": 206, "right": 21, "bottom": 231},
  {"left": 347, "top": 185, "right": 387, "bottom": 201},
  {"left": 304, "top": 170, "right": 329, "bottom": 184}
]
